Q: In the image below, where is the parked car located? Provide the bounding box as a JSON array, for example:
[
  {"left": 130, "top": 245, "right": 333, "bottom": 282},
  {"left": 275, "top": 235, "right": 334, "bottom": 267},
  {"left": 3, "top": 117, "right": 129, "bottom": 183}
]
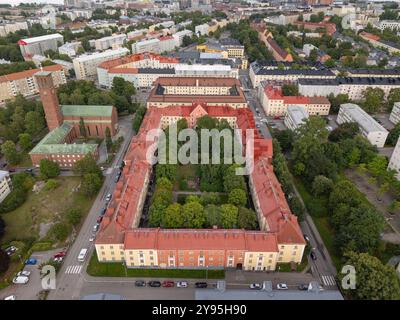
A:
[
  {"left": 54, "top": 251, "right": 66, "bottom": 259},
  {"left": 53, "top": 257, "right": 63, "bottom": 263},
  {"left": 24, "top": 258, "right": 37, "bottom": 265},
  {"left": 4, "top": 295, "right": 16, "bottom": 300},
  {"left": 176, "top": 281, "right": 188, "bottom": 288},
  {"left": 274, "top": 115, "right": 281, "bottom": 120},
  {"left": 195, "top": 282, "right": 208, "bottom": 288},
  {"left": 100, "top": 207, "right": 107, "bottom": 216},
  {"left": 17, "top": 270, "right": 31, "bottom": 277},
  {"left": 303, "top": 234, "right": 310, "bottom": 242},
  {"left": 97, "top": 216, "right": 103, "bottom": 223},
  {"left": 135, "top": 280, "right": 146, "bottom": 287},
  {"left": 277, "top": 283, "right": 288, "bottom": 290},
  {"left": 249, "top": 283, "right": 262, "bottom": 290},
  {"left": 298, "top": 284, "right": 309, "bottom": 291},
  {"left": 5, "top": 246, "right": 17, "bottom": 256},
  {"left": 310, "top": 251, "right": 317, "bottom": 261},
  {"left": 105, "top": 193, "right": 112, "bottom": 202},
  {"left": 89, "top": 235, "right": 96, "bottom": 242},
  {"left": 12, "top": 276, "right": 29, "bottom": 284},
  {"left": 148, "top": 281, "right": 161, "bottom": 287},
  {"left": 93, "top": 223, "right": 100, "bottom": 232},
  {"left": 162, "top": 281, "right": 174, "bottom": 288}
]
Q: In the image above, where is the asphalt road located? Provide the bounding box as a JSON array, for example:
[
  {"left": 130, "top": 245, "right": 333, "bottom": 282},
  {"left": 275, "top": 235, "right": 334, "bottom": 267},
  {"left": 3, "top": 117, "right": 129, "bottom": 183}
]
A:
[{"left": 47, "top": 116, "right": 134, "bottom": 300}]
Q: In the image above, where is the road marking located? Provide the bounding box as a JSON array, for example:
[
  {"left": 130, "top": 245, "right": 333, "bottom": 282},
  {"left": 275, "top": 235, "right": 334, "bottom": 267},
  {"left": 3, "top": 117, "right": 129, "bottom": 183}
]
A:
[
  {"left": 321, "top": 275, "right": 336, "bottom": 286},
  {"left": 65, "top": 265, "right": 83, "bottom": 274}
]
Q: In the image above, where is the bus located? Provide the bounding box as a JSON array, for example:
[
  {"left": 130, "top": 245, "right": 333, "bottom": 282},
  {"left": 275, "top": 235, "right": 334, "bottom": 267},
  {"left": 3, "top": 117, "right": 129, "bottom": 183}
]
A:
[{"left": 78, "top": 248, "right": 88, "bottom": 262}]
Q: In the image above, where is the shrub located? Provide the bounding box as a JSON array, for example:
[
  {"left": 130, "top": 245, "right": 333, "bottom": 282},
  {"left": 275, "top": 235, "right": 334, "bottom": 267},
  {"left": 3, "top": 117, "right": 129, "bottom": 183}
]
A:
[
  {"left": 48, "top": 223, "right": 71, "bottom": 242},
  {"left": 43, "top": 179, "right": 59, "bottom": 191}
]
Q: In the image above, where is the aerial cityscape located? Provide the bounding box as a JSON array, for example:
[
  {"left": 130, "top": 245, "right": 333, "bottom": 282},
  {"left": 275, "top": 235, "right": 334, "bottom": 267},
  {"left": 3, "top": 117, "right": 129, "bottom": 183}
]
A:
[{"left": 0, "top": 0, "right": 399, "bottom": 303}]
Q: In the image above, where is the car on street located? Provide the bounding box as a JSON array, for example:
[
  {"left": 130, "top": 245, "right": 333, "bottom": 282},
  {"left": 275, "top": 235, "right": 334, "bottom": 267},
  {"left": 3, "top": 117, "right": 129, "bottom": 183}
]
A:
[
  {"left": 310, "top": 251, "right": 317, "bottom": 261},
  {"left": 256, "top": 124, "right": 260, "bottom": 128},
  {"left": 53, "top": 257, "right": 64, "bottom": 263},
  {"left": 54, "top": 251, "right": 66, "bottom": 259},
  {"left": 17, "top": 270, "right": 31, "bottom": 277},
  {"left": 176, "top": 281, "right": 188, "bottom": 288},
  {"left": 277, "top": 283, "right": 288, "bottom": 290},
  {"left": 12, "top": 276, "right": 29, "bottom": 284},
  {"left": 105, "top": 193, "right": 112, "bottom": 202},
  {"left": 25, "top": 258, "right": 37, "bottom": 265},
  {"left": 4, "top": 295, "right": 16, "bottom": 300},
  {"left": 148, "top": 281, "right": 161, "bottom": 287},
  {"left": 93, "top": 223, "right": 100, "bottom": 232},
  {"left": 114, "top": 171, "right": 121, "bottom": 183},
  {"left": 5, "top": 246, "right": 17, "bottom": 256},
  {"left": 97, "top": 216, "right": 103, "bottom": 223},
  {"left": 249, "top": 283, "right": 262, "bottom": 290},
  {"left": 298, "top": 284, "right": 309, "bottom": 291},
  {"left": 195, "top": 282, "right": 208, "bottom": 288},
  {"left": 162, "top": 281, "right": 175, "bottom": 288},
  {"left": 89, "top": 235, "right": 96, "bottom": 242},
  {"left": 303, "top": 234, "right": 310, "bottom": 242},
  {"left": 135, "top": 280, "right": 146, "bottom": 287},
  {"left": 100, "top": 207, "right": 106, "bottom": 216}
]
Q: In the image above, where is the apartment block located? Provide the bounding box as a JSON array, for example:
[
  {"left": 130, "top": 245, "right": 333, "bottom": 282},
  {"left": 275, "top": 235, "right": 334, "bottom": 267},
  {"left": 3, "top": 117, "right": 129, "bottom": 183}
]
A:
[
  {"left": 173, "top": 29, "right": 193, "bottom": 47},
  {"left": 284, "top": 106, "right": 310, "bottom": 131},
  {"left": 258, "top": 83, "right": 330, "bottom": 116},
  {"left": 0, "top": 171, "right": 12, "bottom": 204},
  {"left": 388, "top": 137, "right": 400, "bottom": 179},
  {"left": 389, "top": 102, "right": 400, "bottom": 125},
  {"left": 195, "top": 23, "right": 210, "bottom": 36},
  {"left": 95, "top": 34, "right": 127, "bottom": 51},
  {"left": 18, "top": 34, "right": 64, "bottom": 60},
  {"left": 337, "top": 103, "right": 388, "bottom": 148},
  {"left": 73, "top": 48, "right": 129, "bottom": 80},
  {"left": 0, "top": 21, "right": 28, "bottom": 37},
  {"left": 0, "top": 64, "right": 66, "bottom": 103}
]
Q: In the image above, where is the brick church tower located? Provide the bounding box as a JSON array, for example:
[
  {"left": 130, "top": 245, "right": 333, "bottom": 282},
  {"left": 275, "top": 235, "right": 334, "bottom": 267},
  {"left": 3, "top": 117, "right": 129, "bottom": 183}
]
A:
[{"left": 35, "top": 71, "right": 64, "bottom": 131}]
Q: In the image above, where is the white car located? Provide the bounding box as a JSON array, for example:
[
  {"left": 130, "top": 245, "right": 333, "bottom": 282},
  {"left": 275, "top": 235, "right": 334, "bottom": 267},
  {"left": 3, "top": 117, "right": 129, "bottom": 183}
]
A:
[
  {"left": 249, "top": 283, "right": 262, "bottom": 290},
  {"left": 17, "top": 270, "right": 31, "bottom": 277},
  {"left": 12, "top": 276, "right": 29, "bottom": 284},
  {"left": 277, "top": 283, "right": 288, "bottom": 290},
  {"left": 176, "top": 281, "right": 188, "bottom": 288},
  {"left": 53, "top": 257, "right": 64, "bottom": 263},
  {"left": 89, "top": 235, "right": 96, "bottom": 242},
  {"left": 105, "top": 193, "right": 112, "bottom": 202},
  {"left": 4, "top": 295, "right": 16, "bottom": 300}
]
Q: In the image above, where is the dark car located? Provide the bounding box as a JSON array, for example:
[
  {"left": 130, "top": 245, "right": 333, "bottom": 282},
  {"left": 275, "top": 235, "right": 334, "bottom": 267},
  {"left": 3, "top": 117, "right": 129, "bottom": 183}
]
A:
[
  {"left": 195, "top": 282, "right": 208, "bottom": 288},
  {"left": 148, "top": 281, "right": 162, "bottom": 287},
  {"left": 298, "top": 284, "right": 309, "bottom": 291},
  {"left": 135, "top": 280, "right": 146, "bottom": 287},
  {"left": 97, "top": 216, "right": 103, "bottom": 223},
  {"left": 162, "top": 281, "right": 174, "bottom": 288},
  {"left": 310, "top": 251, "right": 317, "bottom": 261},
  {"left": 100, "top": 207, "right": 107, "bottom": 216}
]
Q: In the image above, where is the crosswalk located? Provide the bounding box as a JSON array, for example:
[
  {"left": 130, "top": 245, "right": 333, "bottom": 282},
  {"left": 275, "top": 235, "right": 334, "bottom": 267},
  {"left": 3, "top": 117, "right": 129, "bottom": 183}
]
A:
[
  {"left": 65, "top": 265, "right": 83, "bottom": 274},
  {"left": 321, "top": 275, "right": 336, "bottom": 287}
]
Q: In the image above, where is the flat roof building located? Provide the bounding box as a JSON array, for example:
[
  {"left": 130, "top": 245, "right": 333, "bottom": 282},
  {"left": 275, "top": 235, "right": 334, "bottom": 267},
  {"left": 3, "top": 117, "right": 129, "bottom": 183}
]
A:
[
  {"left": 0, "top": 170, "right": 12, "bottom": 204},
  {"left": 284, "top": 106, "right": 310, "bottom": 131},
  {"left": 18, "top": 33, "right": 64, "bottom": 60},
  {"left": 337, "top": 103, "right": 388, "bottom": 148},
  {"left": 389, "top": 102, "right": 400, "bottom": 125}
]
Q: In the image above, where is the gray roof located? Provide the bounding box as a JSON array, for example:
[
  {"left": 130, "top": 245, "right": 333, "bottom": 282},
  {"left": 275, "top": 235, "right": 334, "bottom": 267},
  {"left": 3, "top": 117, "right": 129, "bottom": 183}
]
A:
[
  {"left": 0, "top": 170, "right": 9, "bottom": 180},
  {"left": 287, "top": 105, "right": 309, "bottom": 125},
  {"left": 195, "top": 289, "right": 344, "bottom": 300}
]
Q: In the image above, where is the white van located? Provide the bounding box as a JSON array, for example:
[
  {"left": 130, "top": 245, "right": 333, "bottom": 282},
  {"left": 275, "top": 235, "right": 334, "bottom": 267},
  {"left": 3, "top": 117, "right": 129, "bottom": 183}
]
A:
[
  {"left": 78, "top": 248, "right": 88, "bottom": 262},
  {"left": 12, "top": 276, "right": 29, "bottom": 284}
]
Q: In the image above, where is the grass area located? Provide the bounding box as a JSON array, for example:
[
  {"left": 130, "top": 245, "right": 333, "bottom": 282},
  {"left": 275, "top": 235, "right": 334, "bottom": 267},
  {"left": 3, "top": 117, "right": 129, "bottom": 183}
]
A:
[
  {"left": 0, "top": 176, "right": 96, "bottom": 287},
  {"left": 174, "top": 164, "right": 199, "bottom": 191},
  {"left": 293, "top": 177, "right": 342, "bottom": 270},
  {"left": 87, "top": 252, "right": 225, "bottom": 279}
]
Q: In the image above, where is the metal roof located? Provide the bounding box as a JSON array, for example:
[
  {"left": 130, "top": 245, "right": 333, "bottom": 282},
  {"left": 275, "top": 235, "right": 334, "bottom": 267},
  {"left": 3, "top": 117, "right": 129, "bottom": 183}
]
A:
[{"left": 61, "top": 105, "right": 114, "bottom": 118}]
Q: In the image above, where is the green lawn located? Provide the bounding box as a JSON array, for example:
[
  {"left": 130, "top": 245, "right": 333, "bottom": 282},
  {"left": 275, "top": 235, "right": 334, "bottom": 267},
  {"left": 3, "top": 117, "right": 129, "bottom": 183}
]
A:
[
  {"left": 174, "top": 164, "right": 199, "bottom": 191},
  {"left": 87, "top": 252, "right": 225, "bottom": 279}
]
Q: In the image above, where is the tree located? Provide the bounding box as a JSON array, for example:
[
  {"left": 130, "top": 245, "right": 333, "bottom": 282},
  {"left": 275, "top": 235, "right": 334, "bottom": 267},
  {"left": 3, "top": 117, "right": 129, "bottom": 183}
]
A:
[
  {"left": 339, "top": 252, "right": 400, "bottom": 300},
  {"left": 105, "top": 127, "right": 112, "bottom": 151},
  {"left": 49, "top": 223, "right": 70, "bottom": 242},
  {"left": 274, "top": 129, "right": 295, "bottom": 152},
  {"left": 223, "top": 165, "right": 247, "bottom": 192},
  {"left": 228, "top": 188, "right": 247, "bottom": 207},
  {"left": 156, "top": 164, "right": 178, "bottom": 181},
  {"left": 327, "top": 93, "right": 350, "bottom": 114},
  {"left": 1, "top": 140, "right": 20, "bottom": 165},
  {"left": 79, "top": 117, "right": 87, "bottom": 137},
  {"left": 81, "top": 173, "right": 102, "bottom": 196},
  {"left": 220, "top": 204, "right": 238, "bottom": 228},
  {"left": 40, "top": 159, "right": 60, "bottom": 179},
  {"left": 182, "top": 201, "right": 205, "bottom": 228},
  {"left": 18, "top": 133, "right": 32, "bottom": 152},
  {"left": 0, "top": 216, "right": 5, "bottom": 240},
  {"left": 387, "top": 123, "right": 400, "bottom": 146},
  {"left": 112, "top": 77, "right": 136, "bottom": 102},
  {"left": 0, "top": 248, "right": 10, "bottom": 274},
  {"left": 311, "top": 175, "right": 333, "bottom": 196},
  {"left": 237, "top": 207, "right": 257, "bottom": 229},
  {"left": 387, "top": 88, "right": 400, "bottom": 112},
  {"left": 329, "top": 122, "right": 359, "bottom": 142},
  {"left": 281, "top": 84, "right": 299, "bottom": 96},
  {"left": 66, "top": 208, "right": 82, "bottom": 226},
  {"left": 362, "top": 87, "right": 384, "bottom": 114},
  {"left": 205, "top": 204, "right": 222, "bottom": 227},
  {"left": 73, "top": 154, "right": 102, "bottom": 178},
  {"left": 163, "top": 203, "right": 184, "bottom": 228}
]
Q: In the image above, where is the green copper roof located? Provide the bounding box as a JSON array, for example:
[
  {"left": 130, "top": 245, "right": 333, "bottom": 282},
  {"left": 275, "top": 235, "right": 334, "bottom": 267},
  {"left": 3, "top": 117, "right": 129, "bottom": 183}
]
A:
[
  {"left": 29, "top": 123, "right": 98, "bottom": 155},
  {"left": 61, "top": 105, "right": 114, "bottom": 117}
]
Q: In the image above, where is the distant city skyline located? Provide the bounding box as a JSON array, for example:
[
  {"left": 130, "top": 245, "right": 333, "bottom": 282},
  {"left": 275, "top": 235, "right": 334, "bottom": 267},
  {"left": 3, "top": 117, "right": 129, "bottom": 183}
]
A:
[{"left": 0, "top": 0, "right": 64, "bottom": 5}]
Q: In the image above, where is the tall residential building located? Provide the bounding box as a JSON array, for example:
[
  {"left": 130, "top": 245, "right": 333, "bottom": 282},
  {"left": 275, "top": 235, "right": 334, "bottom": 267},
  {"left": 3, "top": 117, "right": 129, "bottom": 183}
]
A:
[
  {"left": 284, "top": 106, "right": 310, "bottom": 131},
  {"left": 0, "top": 64, "right": 66, "bottom": 103},
  {"left": 388, "top": 137, "right": 400, "bottom": 179},
  {"left": 0, "top": 171, "right": 12, "bottom": 204},
  {"left": 0, "top": 21, "right": 28, "bottom": 37},
  {"left": 389, "top": 102, "right": 400, "bottom": 125},
  {"left": 95, "top": 34, "right": 127, "bottom": 51},
  {"left": 173, "top": 30, "right": 193, "bottom": 47},
  {"left": 18, "top": 34, "right": 64, "bottom": 60},
  {"left": 73, "top": 48, "right": 129, "bottom": 80},
  {"left": 337, "top": 103, "right": 388, "bottom": 148}
]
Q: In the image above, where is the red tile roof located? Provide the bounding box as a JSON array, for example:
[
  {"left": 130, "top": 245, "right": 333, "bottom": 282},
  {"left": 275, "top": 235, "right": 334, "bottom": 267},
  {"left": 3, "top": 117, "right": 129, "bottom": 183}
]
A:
[
  {"left": 262, "top": 84, "right": 329, "bottom": 105},
  {"left": 360, "top": 31, "right": 380, "bottom": 42},
  {"left": 0, "top": 64, "right": 63, "bottom": 83}
]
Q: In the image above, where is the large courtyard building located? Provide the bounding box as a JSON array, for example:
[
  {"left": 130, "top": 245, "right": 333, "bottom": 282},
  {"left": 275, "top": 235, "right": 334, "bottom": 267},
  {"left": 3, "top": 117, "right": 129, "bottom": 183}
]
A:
[
  {"left": 0, "top": 64, "right": 66, "bottom": 103},
  {"left": 147, "top": 77, "right": 247, "bottom": 109},
  {"left": 0, "top": 171, "right": 12, "bottom": 204},
  {"left": 95, "top": 104, "right": 305, "bottom": 271},
  {"left": 73, "top": 48, "right": 129, "bottom": 80},
  {"left": 337, "top": 103, "right": 388, "bottom": 148},
  {"left": 258, "top": 83, "right": 331, "bottom": 116},
  {"left": 29, "top": 71, "right": 117, "bottom": 167},
  {"left": 18, "top": 34, "right": 64, "bottom": 60}
]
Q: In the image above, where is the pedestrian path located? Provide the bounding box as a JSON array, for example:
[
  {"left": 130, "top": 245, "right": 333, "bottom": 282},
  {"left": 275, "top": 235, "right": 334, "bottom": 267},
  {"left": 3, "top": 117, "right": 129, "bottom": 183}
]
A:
[
  {"left": 321, "top": 275, "right": 336, "bottom": 287},
  {"left": 65, "top": 265, "right": 83, "bottom": 274}
]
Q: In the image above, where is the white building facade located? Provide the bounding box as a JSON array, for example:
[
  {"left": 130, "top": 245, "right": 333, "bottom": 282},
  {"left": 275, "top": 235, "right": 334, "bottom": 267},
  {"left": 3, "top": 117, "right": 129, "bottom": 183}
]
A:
[{"left": 0, "top": 171, "right": 12, "bottom": 204}]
